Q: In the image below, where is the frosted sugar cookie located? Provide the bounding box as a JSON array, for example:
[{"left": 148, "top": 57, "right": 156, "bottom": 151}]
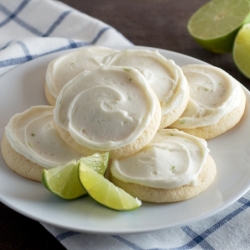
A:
[
  {"left": 1, "top": 106, "right": 83, "bottom": 182},
  {"left": 110, "top": 129, "right": 216, "bottom": 203},
  {"left": 45, "top": 46, "right": 118, "bottom": 105},
  {"left": 54, "top": 65, "right": 162, "bottom": 159},
  {"left": 102, "top": 49, "right": 189, "bottom": 128},
  {"left": 170, "top": 64, "right": 246, "bottom": 139}
]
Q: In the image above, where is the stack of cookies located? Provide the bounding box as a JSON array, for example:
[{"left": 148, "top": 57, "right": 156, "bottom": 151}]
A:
[{"left": 1, "top": 46, "right": 246, "bottom": 203}]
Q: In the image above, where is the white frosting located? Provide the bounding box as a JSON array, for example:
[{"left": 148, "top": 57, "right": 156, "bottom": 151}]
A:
[
  {"left": 54, "top": 65, "right": 158, "bottom": 151},
  {"left": 5, "top": 106, "right": 83, "bottom": 169},
  {"left": 171, "top": 64, "right": 242, "bottom": 128},
  {"left": 111, "top": 129, "right": 209, "bottom": 189},
  {"left": 102, "top": 49, "right": 188, "bottom": 116},
  {"left": 46, "top": 46, "right": 118, "bottom": 100}
]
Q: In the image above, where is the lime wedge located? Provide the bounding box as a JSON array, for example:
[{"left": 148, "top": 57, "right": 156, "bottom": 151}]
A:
[
  {"left": 233, "top": 23, "right": 250, "bottom": 78},
  {"left": 78, "top": 163, "right": 141, "bottom": 211},
  {"left": 42, "top": 152, "right": 109, "bottom": 200},
  {"left": 79, "top": 152, "right": 109, "bottom": 175},
  {"left": 42, "top": 160, "right": 85, "bottom": 200},
  {"left": 187, "top": 0, "right": 250, "bottom": 53}
]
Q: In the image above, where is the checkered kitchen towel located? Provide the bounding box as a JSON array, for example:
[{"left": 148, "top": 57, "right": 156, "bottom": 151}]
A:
[
  {"left": 0, "top": 0, "right": 131, "bottom": 76},
  {"left": 1, "top": 0, "right": 250, "bottom": 249}
]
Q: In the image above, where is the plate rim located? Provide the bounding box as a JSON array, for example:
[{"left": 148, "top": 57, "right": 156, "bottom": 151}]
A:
[{"left": 1, "top": 45, "right": 250, "bottom": 234}]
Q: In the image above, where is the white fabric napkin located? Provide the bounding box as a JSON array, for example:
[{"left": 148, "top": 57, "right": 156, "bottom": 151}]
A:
[{"left": 1, "top": 1, "right": 250, "bottom": 249}]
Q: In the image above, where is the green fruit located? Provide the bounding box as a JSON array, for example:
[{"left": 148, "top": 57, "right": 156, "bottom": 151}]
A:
[
  {"left": 187, "top": 0, "right": 250, "bottom": 53},
  {"left": 42, "top": 152, "right": 109, "bottom": 200},
  {"left": 233, "top": 23, "right": 250, "bottom": 78},
  {"left": 42, "top": 160, "right": 86, "bottom": 200},
  {"left": 78, "top": 163, "right": 141, "bottom": 211}
]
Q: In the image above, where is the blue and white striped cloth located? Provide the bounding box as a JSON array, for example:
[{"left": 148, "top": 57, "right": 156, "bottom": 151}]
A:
[
  {"left": 0, "top": 0, "right": 131, "bottom": 76},
  {"left": 1, "top": 1, "right": 250, "bottom": 249}
]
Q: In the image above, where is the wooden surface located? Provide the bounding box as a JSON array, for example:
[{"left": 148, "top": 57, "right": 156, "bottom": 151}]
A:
[{"left": 1, "top": 0, "right": 249, "bottom": 249}]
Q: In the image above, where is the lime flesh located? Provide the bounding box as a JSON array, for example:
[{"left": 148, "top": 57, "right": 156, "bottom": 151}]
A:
[
  {"left": 233, "top": 23, "right": 250, "bottom": 78},
  {"left": 79, "top": 152, "right": 109, "bottom": 176},
  {"left": 78, "top": 164, "right": 141, "bottom": 211},
  {"left": 188, "top": 0, "right": 250, "bottom": 53},
  {"left": 42, "top": 152, "right": 109, "bottom": 200}
]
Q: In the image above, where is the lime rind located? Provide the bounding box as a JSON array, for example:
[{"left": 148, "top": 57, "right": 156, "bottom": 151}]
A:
[
  {"left": 78, "top": 164, "right": 141, "bottom": 211},
  {"left": 187, "top": 0, "right": 250, "bottom": 53},
  {"left": 192, "top": 29, "right": 240, "bottom": 54}
]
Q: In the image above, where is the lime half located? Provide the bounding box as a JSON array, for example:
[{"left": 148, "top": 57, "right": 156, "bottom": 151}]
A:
[
  {"left": 188, "top": 0, "right": 250, "bottom": 53},
  {"left": 78, "top": 163, "right": 141, "bottom": 211},
  {"left": 233, "top": 23, "right": 250, "bottom": 78},
  {"left": 42, "top": 152, "right": 109, "bottom": 200}
]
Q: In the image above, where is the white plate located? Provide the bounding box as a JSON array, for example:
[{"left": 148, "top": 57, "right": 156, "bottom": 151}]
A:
[{"left": 1, "top": 46, "right": 250, "bottom": 235}]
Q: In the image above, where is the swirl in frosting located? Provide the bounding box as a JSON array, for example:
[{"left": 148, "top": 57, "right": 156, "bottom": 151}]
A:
[
  {"left": 110, "top": 129, "right": 209, "bottom": 189},
  {"left": 46, "top": 46, "right": 118, "bottom": 100},
  {"left": 102, "top": 49, "right": 188, "bottom": 117},
  {"left": 54, "top": 65, "right": 158, "bottom": 151},
  {"left": 171, "top": 64, "right": 242, "bottom": 128},
  {"left": 5, "top": 106, "right": 83, "bottom": 169}
]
